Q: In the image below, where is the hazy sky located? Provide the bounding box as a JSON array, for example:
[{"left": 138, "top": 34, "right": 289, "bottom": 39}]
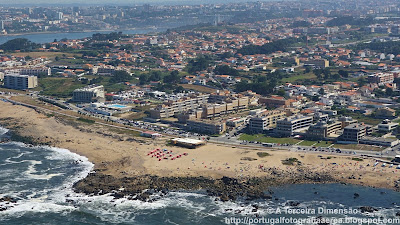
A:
[{"left": 0, "top": 0, "right": 255, "bottom": 6}]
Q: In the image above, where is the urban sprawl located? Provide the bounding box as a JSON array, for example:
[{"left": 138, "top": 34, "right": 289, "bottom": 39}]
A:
[{"left": 2, "top": 0, "right": 400, "bottom": 161}]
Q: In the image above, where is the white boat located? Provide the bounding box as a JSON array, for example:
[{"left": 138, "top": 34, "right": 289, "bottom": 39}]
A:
[
  {"left": 374, "top": 162, "right": 379, "bottom": 167},
  {"left": 389, "top": 164, "right": 393, "bottom": 168},
  {"left": 381, "top": 163, "right": 386, "bottom": 167}
]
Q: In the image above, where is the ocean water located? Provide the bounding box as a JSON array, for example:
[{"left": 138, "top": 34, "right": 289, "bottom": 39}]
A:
[{"left": 0, "top": 126, "right": 400, "bottom": 225}]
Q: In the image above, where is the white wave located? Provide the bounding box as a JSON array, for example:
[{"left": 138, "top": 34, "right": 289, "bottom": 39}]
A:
[
  {"left": 8, "top": 141, "right": 31, "bottom": 148},
  {"left": 69, "top": 191, "right": 211, "bottom": 223},
  {"left": 369, "top": 207, "right": 399, "bottom": 218},
  {"left": 0, "top": 200, "right": 76, "bottom": 217},
  {"left": 0, "top": 144, "right": 94, "bottom": 218},
  {"left": 0, "top": 126, "right": 9, "bottom": 136},
  {"left": 0, "top": 152, "right": 32, "bottom": 166}
]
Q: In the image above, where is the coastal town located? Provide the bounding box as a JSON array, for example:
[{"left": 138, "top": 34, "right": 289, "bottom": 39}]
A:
[{"left": 1, "top": 0, "right": 400, "bottom": 222}]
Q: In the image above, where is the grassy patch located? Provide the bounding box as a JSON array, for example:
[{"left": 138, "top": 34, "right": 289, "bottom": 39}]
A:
[
  {"left": 241, "top": 157, "right": 258, "bottom": 161},
  {"left": 0, "top": 87, "right": 27, "bottom": 94},
  {"left": 107, "top": 127, "right": 141, "bottom": 137},
  {"left": 332, "top": 144, "right": 382, "bottom": 151},
  {"left": 38, "top": 77, "right": 86, "bottom": 98},
  {"left": 46, "top": 113, "right": 55, "bottom": 118},
  {"left": 281, "top": 72, "right": 317, "bottom": 83},
  {"left": 257, "top": 152, "right": 271, "bottom": 157},
  {"left": 12, "top": 51, "right": 80, "bottom": 58},
  {"left": 119, "top": 112, "right": 147, "bottom": 121},
  {"left": 282, "top": 158, "right": 299, "bottom": 165},
  {"left": 179, "top": 84, "right": 217, "bottom": 93},
  {"left": 298, "top": 140, "right": 316, "bottom": 146},
  {"left": 77, "top": 117, "right": 95, "bottom": 124},
  {"left": 314, "top": 141, "right": 334, "bottom": 147},
  {"left": 239, "top": 134, "right": 298, "bottom": 144},
  {"left": 352, "top": 157, "right": 363, "bottom": 161}
]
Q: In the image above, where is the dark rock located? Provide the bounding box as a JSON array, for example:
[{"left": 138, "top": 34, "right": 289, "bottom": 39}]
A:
[
  {"left": 286, "top": 201, "right": 300, "bottom": 207},
  {"left": 220, "top": 194, "right": 230, "bottom": 202},
  {"left": 359, "top": 206, "right": 378, "bottom": 213},
  {"left": 354, "top": 193, "right": 360, "bottom": 199},
  {"left": 112, "top": 192, "right": 125, "bottom": 199},
  {"left": 221, "top": 176, "right": 238, "bottom": 185},
  {"left": 0, "top": 196, "right": 17, "bottom": 203}
]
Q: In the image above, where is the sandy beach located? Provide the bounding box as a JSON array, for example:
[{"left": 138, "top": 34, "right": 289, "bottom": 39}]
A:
[{"left": 0, "top": 100, "right": 399, "bottom": 192}]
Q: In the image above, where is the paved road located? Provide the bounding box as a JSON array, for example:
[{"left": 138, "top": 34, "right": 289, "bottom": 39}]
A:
[{"left": 2, "top": 95, "right": 400, "bottom": 161}]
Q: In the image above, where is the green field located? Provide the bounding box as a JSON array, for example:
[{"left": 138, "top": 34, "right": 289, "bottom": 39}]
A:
[
  {"left": 298, "top": 140, "right": 317, "bottom": 146},
  {"left": 281, "top": 72, "right": 317, "bottom": 83},
  {"left": 38, "top": 77, "right": 86, "bottom": 98},
  {"left": 238, "top": 134, "right": 338, "bottom": 147},
  {"left": 37, "top": 76, "right": 131, "bottom": 97},
  {"left": 314, "top": 141, "right": 334, "bottom": 147},
  {"left": 239, "top": 134, "right": 299, "bottom": 145},
  {"left": 332, "top": 144, "right": 382, "bottom": 151}
]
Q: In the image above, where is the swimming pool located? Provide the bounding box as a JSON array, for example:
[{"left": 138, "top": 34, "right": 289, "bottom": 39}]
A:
[{"left": 109, "top": 104, "right": 128, "bottom": 108}]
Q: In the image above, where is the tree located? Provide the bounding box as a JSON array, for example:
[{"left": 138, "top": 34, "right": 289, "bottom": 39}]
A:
[
  {"left": 163, "top": 70, "right": 180, "bottom": 84},
  {"left": 318, "top": 88, "right": 325, "bottom": 96},
  {"left": 186, "top": 55, "right": 213, "bottom": 74},
  {"left": 386, "top": 87, "right": 394, "bottom": 96},
  {"left": 332, "top": 73, "right": 340, "bottom": 81},
  {"left": 109, "top": 70, "right": 131, "bottom": 83},
  {"left": 174, "top": 85, "right": 185, "bottom": 93},
  {"left": 313, "top": 69, "right": 323, "bottom": 79},
  {"left": 139, "top": 73, "right": 149, "bottom": 85},
  {"left": 323, "top": 68, "right": 331, "bottom": 80},
  {"left": 149, "top": 71, "right": 163, "bottom": 82},
  {"left": 357, "top": 77, "right": 366, "bottom": 87},
  {"left": 0, "top": 38, "right": 40, "bottom": 51},
  {"left": 237, "top": 37, "right": 305, "bottom": 55},
  {"left": 338, "top": 70, "right": 349, "bottom": 78},
  {"left": 276, "top": 88, "right": 286, "bottom": 97},
  {"left": 214, "top": 65, "right": 239, "bottom": 76},
  {"left": 311, "top": 95, "right": 320, "bottom": 101}
]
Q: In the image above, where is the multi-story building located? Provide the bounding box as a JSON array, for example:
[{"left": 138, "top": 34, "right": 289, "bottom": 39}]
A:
[
  {"left": 258, "top": 95, "right": 291, "bottom": 108},
  {"left": 368, "top": 73, "right": 394, "bottom": 85},
  {"left": 3, "top": 74, "right": 38, "bottom": 90},
  {"left": 338, "top": 116, "right": 358, "bottom": 129},
  {"left": 149, "top": 94, "right": 249, "bottom": 119},
  {"left": 186, "top": 120, "right": 226, "bottom": 135},
  {"left": 306, "top": 120, "right": 342, "bottom": 139},
  {"left": 20, "top": 67, "right": 51, "bottom": 76},
  {"left": 275, "top": 115, "right": 313, "bottom": 136},
  {"left": 248, "top": 110, "right": 286, "bottom": 133},
  {"left": 339, "top": 123, "right": 372, "bottom": 143},
  {"left": 304, "top": 59, "right": 329, "bottom": 69},
  {"left": 96, "top": 67, "right": 116, "bottom": 76},
  {"left": 378, "top": 119, "right": 398, "bottom": 132},
  {"left": 72, "top": 85, "right": 105, "bottom": 103},
  {"left": 149, "top": 94, "right": 210, "bottom": 119}
]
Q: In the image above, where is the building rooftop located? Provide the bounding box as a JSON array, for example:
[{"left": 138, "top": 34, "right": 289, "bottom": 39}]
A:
[{"left": 172, "top": 138, "right": 205, "bottom": 145}]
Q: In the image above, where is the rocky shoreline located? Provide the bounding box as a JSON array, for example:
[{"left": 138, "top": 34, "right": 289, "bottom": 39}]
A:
[
  {"left": 73, "top": 170, "right": 337, "bottom": 202},
  {"left": 0, "top": 102, "right": 399, "bottom": 205}
]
